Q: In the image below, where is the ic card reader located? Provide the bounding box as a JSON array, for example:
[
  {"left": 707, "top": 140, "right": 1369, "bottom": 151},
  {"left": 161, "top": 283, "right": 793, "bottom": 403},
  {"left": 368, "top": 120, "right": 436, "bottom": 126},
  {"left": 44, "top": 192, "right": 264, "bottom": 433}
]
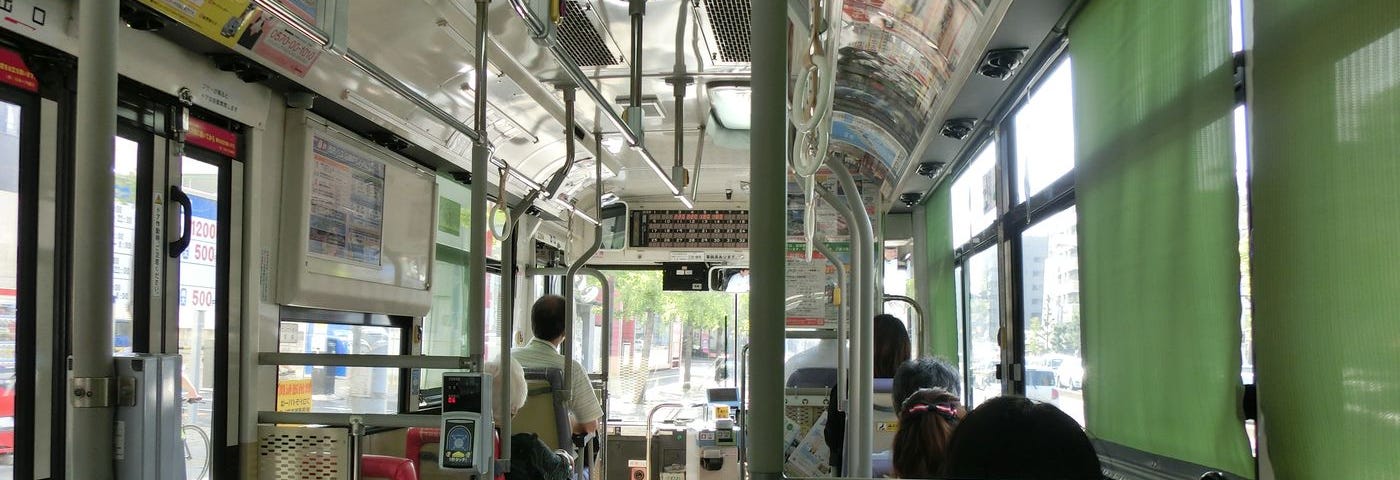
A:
[{"left": 439, "top": 372, "right": 494, "bottom": 477}]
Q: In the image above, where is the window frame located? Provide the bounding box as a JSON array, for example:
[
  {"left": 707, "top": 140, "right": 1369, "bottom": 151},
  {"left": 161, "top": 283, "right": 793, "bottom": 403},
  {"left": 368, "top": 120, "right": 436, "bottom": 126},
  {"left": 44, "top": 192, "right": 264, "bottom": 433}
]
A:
[
  {"left": 276, "top": 306, "right": 414, "bottom": 414},
  {"left": 948, "top": 48, "right": 1080, "bottom": 402}
]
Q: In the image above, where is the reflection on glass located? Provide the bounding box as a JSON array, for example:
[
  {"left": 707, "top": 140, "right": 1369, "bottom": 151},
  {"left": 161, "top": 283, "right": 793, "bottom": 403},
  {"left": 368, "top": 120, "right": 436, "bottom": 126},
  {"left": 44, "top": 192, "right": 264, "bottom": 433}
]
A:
[
  {"left": 966, "top": 247, "right": 1000, "bottom": 408},
  {"left": 953, "top": 265, "right": 965, "bottom": 395},
  {"left": 485, "top": 273, "right": 502, "bottom": 360},
  {"left": 1014, "top": 60, "right": 1075, "bottom": 202},
  {"left": 422, "top": 253, "right": 467, "bottom": 391},
  {"left": 113, "top": 136, "right": 139, "bottom": 354},
  {"left": 599, "top": 203, "right": 627, "bottom": 250},
  {"left": 1020, "top": 207, "right": 1083, "bottom": 426},
  {"left": 1233, "top": 104, "right": 1256, "bottom": 452},
  {"left": 951, "top": 143, "right": 998, "bottom": 247},
  {"left": 177, "top": 157, "right": 220, "bottom": 479},
  {"left": 277, "top": 322, "right": 402, "bottom": 414},
  {"left": 0, "top": 100, "right": 21, "bottom": 474}
]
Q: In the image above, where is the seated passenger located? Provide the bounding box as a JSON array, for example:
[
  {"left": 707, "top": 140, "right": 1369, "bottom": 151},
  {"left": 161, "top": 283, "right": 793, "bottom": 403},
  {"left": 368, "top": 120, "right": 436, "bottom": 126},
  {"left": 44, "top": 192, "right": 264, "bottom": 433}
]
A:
[
  {"left": 511, "top": 295, "right": 604, "bottom": 434},
  {"left": 823, "top": 314, "right": 912, "bottom": 473},
  {"left": 481, "top": 354, "right": 528, "bottom": 424},
  {"left": 942, "top": 396, "right": 1101, "bottom": 479},
  {"left": 892, "top": 388, "right": 964, "bottom": 479},
  {"left": 892, "top": 357, "right": 961, "bottom": 408},
  {"left": 784, "top": 339, "right": 840, "bottom": 386}
]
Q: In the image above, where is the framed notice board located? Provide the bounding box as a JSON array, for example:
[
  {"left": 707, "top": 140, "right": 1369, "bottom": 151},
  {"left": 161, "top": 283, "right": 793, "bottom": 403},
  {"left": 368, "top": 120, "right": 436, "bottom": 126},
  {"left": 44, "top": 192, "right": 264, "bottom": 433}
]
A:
[{"left": 277, "top": 110, "right": 437, "bottom": 316}]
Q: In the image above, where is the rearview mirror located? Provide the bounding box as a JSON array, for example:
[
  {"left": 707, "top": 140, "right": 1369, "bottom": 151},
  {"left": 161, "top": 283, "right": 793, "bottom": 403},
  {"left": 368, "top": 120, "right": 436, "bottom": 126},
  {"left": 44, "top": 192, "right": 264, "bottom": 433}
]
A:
[
  {"left": 709, "top": 266, "right": 750, "bottom": 293},
  {"left": 599, "top": 202, "right": 627, "bottom": 250}
]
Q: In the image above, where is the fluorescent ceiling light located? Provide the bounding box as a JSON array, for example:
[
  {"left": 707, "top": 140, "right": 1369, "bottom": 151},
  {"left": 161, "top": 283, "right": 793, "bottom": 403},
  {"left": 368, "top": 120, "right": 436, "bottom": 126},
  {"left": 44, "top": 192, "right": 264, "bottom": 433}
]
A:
[
  {"left": 708, "top": 83, "right": 752, "bottom": 130},
  {"left": 601, "top": 134, "right": 627, "bottom": 154},
  {"left": 676, "top": 195, "right": 695, "bottom": 209}
]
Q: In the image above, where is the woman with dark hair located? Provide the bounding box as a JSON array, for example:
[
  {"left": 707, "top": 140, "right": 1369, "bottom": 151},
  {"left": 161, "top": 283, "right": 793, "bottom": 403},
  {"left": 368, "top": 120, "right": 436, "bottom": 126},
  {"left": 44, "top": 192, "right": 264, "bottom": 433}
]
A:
[
  {"left": 892, "top": 388, "right": 964, "bottom": 478},
  {"left": 942, "top": 396, "right": 1102, "bottom": 479},
  {"left": 824, "top": 314, "right": 912, "bottom": 473}
]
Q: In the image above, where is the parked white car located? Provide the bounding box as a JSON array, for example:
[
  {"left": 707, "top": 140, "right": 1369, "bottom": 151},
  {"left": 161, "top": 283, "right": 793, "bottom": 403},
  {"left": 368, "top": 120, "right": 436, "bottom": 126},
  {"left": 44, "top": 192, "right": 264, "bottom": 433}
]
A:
[
  {"left": 1025, "top": 367, "right": 1060, "bottom": 406},
  {"left": 1042, "top": 354, "right": 1084, "bottom": 390}
]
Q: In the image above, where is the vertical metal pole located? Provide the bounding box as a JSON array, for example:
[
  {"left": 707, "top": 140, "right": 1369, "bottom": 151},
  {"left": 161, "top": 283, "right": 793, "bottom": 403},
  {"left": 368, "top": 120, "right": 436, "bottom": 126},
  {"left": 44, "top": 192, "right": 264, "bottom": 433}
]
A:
[
  {"left": 70, "top": 1, "right": 118, "bottom": 478},
  {"left": 349, "top": 418, "right": 365, "bottom": 480},
  {"left": 815, "top": 182, "right": 862, "bottom": 472},
  {"left": 592, "top": 267, "right": 612, "bottom": 478},
  {"left": 748, "top": 0, "right": 786, "bottom": 478},
  {"left": 671, "top": 0, "right": 690, "bottom": 183},
  {"left": 626, "top": 0, "right": 647, "bottom": 140},
  {"left": 469, "top": 0, "right": 490, "bottom": 360},
  {"left": 814, "top": 239, "right": 847, "bottom": 411},
  {"left": 561, "top": 83, "right": 596, "bottom": 422},
  {"left": 829, "top": 159, "right": 875, "bottom": 477},
  {"left": 498, "top": 224, "right": 516, "bottom": 471},
  {"left": 563, "top": 121, "right": 603, "bottom": 476},
  {"left": 874, "top": 213, "right": 885, "bottom": 315}
]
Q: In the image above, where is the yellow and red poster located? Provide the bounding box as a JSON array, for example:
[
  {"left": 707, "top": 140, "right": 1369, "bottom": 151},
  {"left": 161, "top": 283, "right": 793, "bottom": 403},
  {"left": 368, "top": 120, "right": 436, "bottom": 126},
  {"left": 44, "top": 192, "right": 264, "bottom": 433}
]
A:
[
  {"left": 136, "top": 0, "right": 258, "bottom": 48},
  {"left": 276, "top": 378, "right": 313, "bottom": 412}
]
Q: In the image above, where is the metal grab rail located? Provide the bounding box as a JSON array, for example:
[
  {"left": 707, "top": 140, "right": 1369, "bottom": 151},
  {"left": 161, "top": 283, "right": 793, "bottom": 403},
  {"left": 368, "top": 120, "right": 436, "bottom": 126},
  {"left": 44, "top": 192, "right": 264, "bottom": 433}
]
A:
[
  {"left": 526, "top": 265, "right": 613, "bottom": 477},
  {"left": 256, "top": 353, "right": 477, "bottom": 370},
  {"left": 645, "top": 403, "right": 685, "bottom": 479},
  {"left": 257, "top": 412, "right": 441, "bottom": 429},
  {"left": 508, "top": 0, "right": 691, "bottom": 204},
  {"left": 883, "top": 295, "right": 926, "bottom": 356},
  {"left": 737, "top": 343, "right": 751, "bottom": 479},
  {"left": 814, "top": 182, "right": 864, "bottom": 471},
  {"left": 826, "top": 158, "right": 877, "bottom": 478}
]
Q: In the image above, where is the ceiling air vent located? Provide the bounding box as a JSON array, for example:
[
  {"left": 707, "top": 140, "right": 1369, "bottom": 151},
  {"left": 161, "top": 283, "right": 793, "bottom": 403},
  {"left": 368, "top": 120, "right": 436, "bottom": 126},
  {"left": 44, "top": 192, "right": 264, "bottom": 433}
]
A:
[
  {"left": 615, "top": 95, "right": 667, "bottom": 119},
  {"left": 699, "top": 0, "right": 752, "bottom": 63},
  {"left": 557, "top": 0, "right": 620, "bottom": 67}
]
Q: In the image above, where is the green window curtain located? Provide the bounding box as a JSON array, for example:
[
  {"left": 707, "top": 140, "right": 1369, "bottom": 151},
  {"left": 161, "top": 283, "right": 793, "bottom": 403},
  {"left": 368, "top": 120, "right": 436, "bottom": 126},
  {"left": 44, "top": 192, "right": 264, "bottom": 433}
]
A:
[
  {"left": 923, "top": 184, "right": 958, "bottom": 365},
  {"left": 1253, "top": 1, "right": 1400, "bottom": 477},
  {"left": 1071, "top": 0, "right": 1252, "bottom": 476}
]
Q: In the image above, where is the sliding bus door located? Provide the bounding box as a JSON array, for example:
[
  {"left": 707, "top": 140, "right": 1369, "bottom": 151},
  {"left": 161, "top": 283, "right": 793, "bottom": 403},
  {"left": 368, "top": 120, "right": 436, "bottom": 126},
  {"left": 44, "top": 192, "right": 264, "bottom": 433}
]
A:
[{"left": 0, "top": 79, "right": 39, "bottom": 480}]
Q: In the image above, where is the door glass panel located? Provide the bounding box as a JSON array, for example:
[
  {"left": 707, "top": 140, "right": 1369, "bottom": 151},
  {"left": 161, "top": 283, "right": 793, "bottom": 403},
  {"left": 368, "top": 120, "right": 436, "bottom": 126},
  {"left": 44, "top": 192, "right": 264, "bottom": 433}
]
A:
[
  {"left": 177, "top": 157, "right": 219, "bottom": 478},
  {"left": 0, "top": 99, "right": 22, "bottom": 479},
  {"left": 966, "top": 247, "right": 1000, "bottom": 408},
  {"left": 113, "top": 137, "right": 139, "bottom": 354},
  {"left": 1020, "top": 207, "right": 1083, "bottom": 426}
]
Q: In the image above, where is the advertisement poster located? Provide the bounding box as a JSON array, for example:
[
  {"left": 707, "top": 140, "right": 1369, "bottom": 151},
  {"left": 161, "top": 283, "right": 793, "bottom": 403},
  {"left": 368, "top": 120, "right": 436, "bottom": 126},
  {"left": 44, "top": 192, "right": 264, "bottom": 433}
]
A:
[
  {"left": 178, "top": 193, "right": 220, "bottom": 315},
  {"left": 136, "top": 0, "right": 257, "bottom": 48},
  {"left": 785, "top": 411, "right": 835, "bottom": 477},
  {"left": 278, "top": 0, "right": 319, "bottom": 21},
  {"left": 0, "top": 47, "right": 37, "bottom": 93},
  {"left": 237, "top": 9, "right": 323, "bottom": 77},
  {"left": 186, "top": 117, "right": 240, "bottom": 158},
  {"left": 785, "top": 242, "right": 847, "bottom": 328},
  {"left": 308, "top": 133, "right": 385, "bottom": 267},
  {"left": 831, "top": 111, "right": 910, "bottom": 174}
]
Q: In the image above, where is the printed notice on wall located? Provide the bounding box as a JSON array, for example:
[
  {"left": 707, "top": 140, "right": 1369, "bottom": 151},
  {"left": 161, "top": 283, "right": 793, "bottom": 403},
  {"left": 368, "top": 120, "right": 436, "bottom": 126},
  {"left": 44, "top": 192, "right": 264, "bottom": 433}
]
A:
[
  {"left": 308, "top": 132, "right": 385, "bottom": 267},
  {"left": 786, "top": 242, "right": 830, "bottom": 327}
]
